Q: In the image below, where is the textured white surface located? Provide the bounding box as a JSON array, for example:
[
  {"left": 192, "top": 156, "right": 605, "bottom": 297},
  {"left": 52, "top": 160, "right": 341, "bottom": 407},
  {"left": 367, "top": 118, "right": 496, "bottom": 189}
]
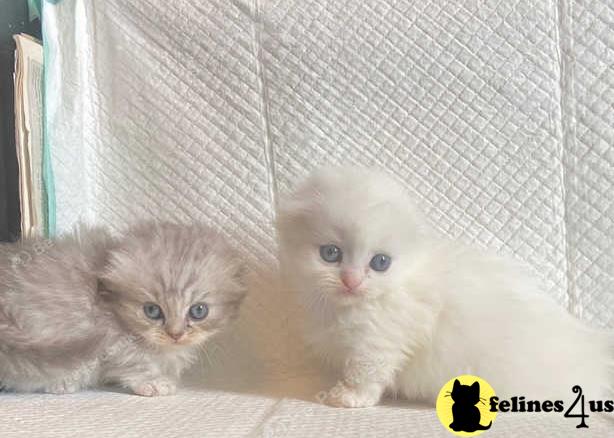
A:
[
  {"left": 565, "top": 0, "right": 614, "bottom": 325},
  {"left": 2, "top": 383, "right": 614, "bottom": 437},
  {"left": 23, "top": 0, "right": 614, "bottom": 436},
  {"left": 45, "top": 0, "right": 614, "bottom": 319}
]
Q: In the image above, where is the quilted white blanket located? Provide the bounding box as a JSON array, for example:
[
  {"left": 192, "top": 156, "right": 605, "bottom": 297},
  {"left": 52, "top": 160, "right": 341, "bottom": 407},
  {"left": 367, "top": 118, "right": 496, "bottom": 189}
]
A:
[{"left": 4, "top": 0, "right": 613, "bottom": 436}]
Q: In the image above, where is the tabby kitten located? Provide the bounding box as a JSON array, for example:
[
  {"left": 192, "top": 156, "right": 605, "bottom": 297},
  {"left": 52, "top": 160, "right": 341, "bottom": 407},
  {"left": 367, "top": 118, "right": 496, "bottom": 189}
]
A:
[{"left": 0, "top": 222, "right": 245, "bottom": 396}]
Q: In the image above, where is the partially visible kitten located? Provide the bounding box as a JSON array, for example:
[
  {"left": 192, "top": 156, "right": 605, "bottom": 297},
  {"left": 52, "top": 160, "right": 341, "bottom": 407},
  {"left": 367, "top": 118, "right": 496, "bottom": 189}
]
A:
[
  {"left": 0, "top": 222, "right": 246, "bottom": 396},
  {"left": 277, "top": 167, "right": 613, "bottom": 408}
]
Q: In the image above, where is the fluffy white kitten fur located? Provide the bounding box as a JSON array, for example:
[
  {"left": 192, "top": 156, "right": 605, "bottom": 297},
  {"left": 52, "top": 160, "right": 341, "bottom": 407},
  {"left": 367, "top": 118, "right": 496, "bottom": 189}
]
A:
[
  {"left": 277, "top": 167, "right": 613, "bottom": 408},
  {"left": 0, "top": 222, "right": 245, "bottom": 396}
]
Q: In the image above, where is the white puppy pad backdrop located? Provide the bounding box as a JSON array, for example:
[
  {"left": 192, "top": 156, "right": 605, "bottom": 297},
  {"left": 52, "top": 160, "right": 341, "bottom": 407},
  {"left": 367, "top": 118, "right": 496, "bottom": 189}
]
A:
[{"left": 3, "top": 0, "right": 612, "bottom": 436}]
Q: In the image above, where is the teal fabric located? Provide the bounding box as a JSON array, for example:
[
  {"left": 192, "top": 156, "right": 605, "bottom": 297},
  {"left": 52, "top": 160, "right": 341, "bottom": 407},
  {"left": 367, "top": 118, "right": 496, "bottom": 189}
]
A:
[
  {"left": 27, "top": 0, "right": 41, "bottom": 20},
  {"left": 41, "top": 0, "right": 56, "bottom": 237}
]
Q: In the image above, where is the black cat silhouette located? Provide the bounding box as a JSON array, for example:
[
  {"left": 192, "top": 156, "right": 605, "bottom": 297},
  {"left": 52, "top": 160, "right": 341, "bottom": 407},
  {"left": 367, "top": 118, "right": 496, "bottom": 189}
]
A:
[{"left": 448, "top": 379, "right": 492, "bottom": 432}]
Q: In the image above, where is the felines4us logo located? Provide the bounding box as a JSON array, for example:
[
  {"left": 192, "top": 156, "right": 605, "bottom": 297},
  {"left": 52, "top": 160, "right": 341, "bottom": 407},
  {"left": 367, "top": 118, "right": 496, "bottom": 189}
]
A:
[{"left": 435, "top": 375, "right": 613, "bottom": 436}]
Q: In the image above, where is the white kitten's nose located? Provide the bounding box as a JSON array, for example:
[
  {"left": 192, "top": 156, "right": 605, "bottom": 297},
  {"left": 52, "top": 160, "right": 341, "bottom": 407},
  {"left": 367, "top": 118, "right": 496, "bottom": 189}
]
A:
[{"left": 341, "top": 269, "right": 363, "bottom": 291}]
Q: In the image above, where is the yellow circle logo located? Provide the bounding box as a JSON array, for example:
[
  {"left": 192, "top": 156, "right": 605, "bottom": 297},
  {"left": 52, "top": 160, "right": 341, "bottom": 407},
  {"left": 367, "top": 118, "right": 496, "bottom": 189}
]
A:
[{"left": 436, "top": 375, "right": 497, "bottom": 436}]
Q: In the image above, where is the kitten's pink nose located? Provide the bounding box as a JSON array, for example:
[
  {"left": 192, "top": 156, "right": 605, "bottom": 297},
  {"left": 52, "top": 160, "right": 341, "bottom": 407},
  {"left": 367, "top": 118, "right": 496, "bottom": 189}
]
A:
[
  {"left": 168, "top": 331, "right": 185, "bottom": 341},
  {"left": 341, "top": 269, "right": 363, "bottom": 291}
]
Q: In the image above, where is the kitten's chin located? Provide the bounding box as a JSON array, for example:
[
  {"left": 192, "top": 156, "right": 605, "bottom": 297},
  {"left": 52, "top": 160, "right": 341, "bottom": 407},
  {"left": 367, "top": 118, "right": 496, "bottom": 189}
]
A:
[
  {"left": 166, "top": 334, "right": 211, "bottom": 349},
  {"left": 155, "top": 339, "right": 199, "bottom": 351},
  {"left": 162, "top": 338, "right": 189, "bottom": 347},
  {"left": 144, "top": 333, "right": 208, "bottom": 350},
  {"left": 323, "top": 287, "right": 368, "bottom": 307}
]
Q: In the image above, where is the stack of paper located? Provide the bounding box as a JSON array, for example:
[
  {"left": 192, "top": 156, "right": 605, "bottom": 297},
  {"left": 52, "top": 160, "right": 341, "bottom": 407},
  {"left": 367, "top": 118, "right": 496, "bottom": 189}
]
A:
[{"left": 13, "top": 33, "right": 45, "bottom": 238}]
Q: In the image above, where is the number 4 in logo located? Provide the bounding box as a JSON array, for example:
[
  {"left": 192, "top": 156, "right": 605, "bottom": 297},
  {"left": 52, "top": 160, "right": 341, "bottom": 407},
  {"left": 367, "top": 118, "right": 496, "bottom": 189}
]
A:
[{"left": 564, "top": 386, "right": 589, "bottom": 428}]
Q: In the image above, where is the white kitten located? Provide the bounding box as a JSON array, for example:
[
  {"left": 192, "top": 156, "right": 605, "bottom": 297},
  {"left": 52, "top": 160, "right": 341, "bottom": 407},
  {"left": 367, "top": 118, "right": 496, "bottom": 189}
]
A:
[{"left": 277, "top": 167, "right": 613, "bottom": 408}]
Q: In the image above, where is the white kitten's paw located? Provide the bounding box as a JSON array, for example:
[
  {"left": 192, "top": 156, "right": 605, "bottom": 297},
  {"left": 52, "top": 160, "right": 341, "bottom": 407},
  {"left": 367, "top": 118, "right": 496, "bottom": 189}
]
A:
[
  {"left": 44, "top": 380, "right": 80, "bottom": 395},
  {"left": 322, "top": 382, "right": 380, "bottom": 408},
  {"left": 132, "top": 378, "right": 176, "bottom": 397}
]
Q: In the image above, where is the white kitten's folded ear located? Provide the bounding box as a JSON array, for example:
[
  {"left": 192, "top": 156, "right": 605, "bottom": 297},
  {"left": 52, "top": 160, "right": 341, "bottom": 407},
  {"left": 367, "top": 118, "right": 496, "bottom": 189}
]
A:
[
  {"left": 275, "top": 192, "right": 324, "bottom": 254},
  {"left": 275, "top": 192, "right": 309, "bottom": 232}
]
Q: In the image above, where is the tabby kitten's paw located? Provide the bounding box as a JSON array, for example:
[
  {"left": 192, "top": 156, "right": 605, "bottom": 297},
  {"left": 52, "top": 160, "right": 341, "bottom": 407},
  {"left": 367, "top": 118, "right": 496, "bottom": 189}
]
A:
[
  {"left": 132, "top": 378, "right": 176, "bottom": 397},
  {"left": 44, "top": 380, "right": 81, "bottom": 395}
]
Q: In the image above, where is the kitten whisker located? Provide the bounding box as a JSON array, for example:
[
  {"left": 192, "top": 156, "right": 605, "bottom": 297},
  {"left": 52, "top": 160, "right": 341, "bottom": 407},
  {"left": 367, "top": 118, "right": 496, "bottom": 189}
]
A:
[{"left": 198, "top": 345, "right": 214, "bottom": 368}]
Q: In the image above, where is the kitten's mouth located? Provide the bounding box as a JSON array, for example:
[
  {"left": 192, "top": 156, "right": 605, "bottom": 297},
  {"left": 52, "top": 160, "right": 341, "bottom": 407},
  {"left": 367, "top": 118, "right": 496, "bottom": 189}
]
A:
[
  {"left": 167, "top": 338, "right": 190, "bottom": 346},
  {"left": 162, "top": 333, "right": 192, "bottom": 347},
  {"left": 339, "top": 287, "right": 363, "bottom": 298}
]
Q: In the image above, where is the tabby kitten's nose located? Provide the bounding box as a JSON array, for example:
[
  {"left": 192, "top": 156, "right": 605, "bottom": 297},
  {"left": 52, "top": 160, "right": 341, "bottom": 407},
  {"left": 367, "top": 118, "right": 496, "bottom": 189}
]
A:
[{"left": 167, "top": 331, "right": 185, "bottom": 341}]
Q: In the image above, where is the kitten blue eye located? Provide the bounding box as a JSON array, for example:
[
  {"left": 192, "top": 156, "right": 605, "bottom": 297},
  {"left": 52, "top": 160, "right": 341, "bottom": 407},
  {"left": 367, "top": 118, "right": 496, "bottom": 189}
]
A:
[
  {"left": 370, "top": 254, "right": 391, "bottom": 272},
  {"left": 189, "top": 303, "right": 209, "bottom": 320},
  {"left": 143, "top": 303, "right": 163, "bottom": 320},
  {"left": 320, "top": 244, "right": 342, "bottom": 263}
]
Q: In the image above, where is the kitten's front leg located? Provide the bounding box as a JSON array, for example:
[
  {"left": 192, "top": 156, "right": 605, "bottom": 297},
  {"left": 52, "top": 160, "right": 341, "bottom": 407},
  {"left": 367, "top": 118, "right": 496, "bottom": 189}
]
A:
[
  {"left": 119, "top": 366, "right": 178, "bottom": 397},
  {"left": 323, "top": 380, "right": 383, "bottom": 408},
  {"left": 104, "top": 360, "right": 177, "bottom": 397},
  {"left": 43, "top": 360, "right": 99, "bottom": 394},
  {"left": 44, "top": 379, "right": 82, "bottom": 395},
  {"left": 320, "top": 355, "right": 400, "bottom": 408},
  {"left": 130, "top": 376, "right": 176, "bottom": 397}
]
